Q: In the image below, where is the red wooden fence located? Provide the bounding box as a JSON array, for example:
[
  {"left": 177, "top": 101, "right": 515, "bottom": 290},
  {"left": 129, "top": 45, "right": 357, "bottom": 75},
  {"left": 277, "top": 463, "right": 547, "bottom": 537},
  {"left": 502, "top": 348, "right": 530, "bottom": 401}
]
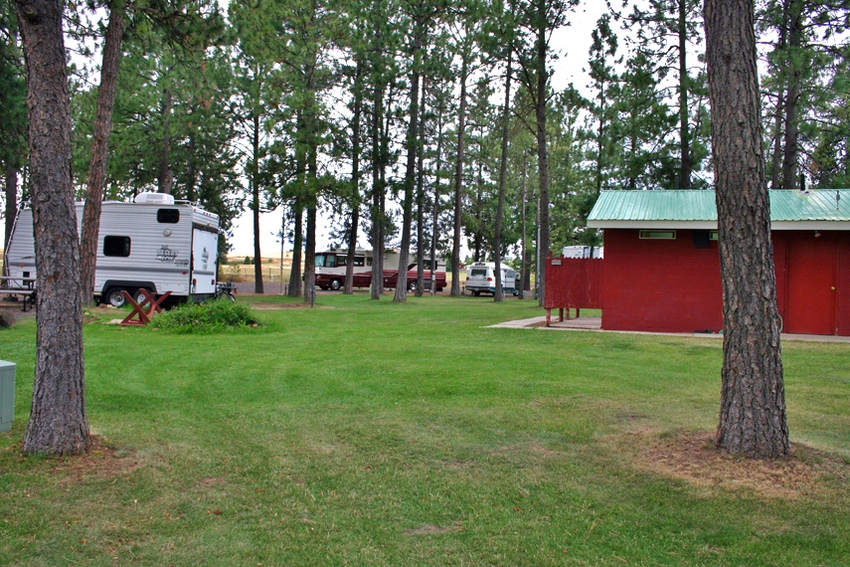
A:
[{"left": 544, "top": 254, "right": 603, "bottom": 325}]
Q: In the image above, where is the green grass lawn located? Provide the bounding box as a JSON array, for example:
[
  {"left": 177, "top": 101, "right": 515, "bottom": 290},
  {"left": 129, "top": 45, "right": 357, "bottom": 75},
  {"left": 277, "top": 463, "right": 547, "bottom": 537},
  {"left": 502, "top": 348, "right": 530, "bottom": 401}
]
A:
[{"left": 1, "top": 294, "right": 848, "bottom": 566}]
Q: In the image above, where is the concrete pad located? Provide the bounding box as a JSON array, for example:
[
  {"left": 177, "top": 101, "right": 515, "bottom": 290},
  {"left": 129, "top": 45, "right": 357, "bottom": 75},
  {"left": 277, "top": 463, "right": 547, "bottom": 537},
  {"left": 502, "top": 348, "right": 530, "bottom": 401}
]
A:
[{"left": 487, "top": 316, "right": 850, "bottom": 343}]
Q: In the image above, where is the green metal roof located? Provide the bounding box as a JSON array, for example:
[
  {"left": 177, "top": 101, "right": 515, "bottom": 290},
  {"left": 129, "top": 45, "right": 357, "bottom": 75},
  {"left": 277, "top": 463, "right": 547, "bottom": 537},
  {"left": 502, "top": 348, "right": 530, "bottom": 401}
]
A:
[{"left": 587, "top": 189, "right": 850, "bottom": 228}]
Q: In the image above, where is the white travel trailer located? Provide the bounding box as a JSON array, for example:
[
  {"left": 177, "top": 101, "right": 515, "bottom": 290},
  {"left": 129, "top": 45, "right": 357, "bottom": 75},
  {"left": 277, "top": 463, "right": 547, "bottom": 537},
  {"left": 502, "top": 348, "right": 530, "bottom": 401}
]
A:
[
  {"left": 4, "top": 193, "right": 220, "bottom": 306},
  {"left": 561, "top": 245, "right": 603, "bottom": 259}
]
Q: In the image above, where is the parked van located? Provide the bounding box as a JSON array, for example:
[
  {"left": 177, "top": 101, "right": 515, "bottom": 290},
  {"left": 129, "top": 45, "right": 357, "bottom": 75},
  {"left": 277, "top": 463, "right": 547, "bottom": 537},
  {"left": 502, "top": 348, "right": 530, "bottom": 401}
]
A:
[{"left": 465, "top": 262, "right": 517, "bottom": 296}]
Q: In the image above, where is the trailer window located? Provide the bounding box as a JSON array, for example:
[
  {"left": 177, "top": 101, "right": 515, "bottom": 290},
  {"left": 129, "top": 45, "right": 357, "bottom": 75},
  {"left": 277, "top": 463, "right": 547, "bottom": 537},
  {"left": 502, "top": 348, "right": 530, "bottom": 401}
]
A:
[
  {"left": 103, "top": 236, "right": 131, "bottom": 257},
  {"left": 316, "top": 254, "right": 337, "bottom": 268},
  {"left": 157, "top": 209, "right": 180, "bottom": 224}
]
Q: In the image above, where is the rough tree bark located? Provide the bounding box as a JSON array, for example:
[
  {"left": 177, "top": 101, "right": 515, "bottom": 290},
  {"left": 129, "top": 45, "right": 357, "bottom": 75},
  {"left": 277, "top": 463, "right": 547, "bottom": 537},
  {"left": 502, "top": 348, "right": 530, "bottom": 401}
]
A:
[
  {"left": 288, "top": 109, "right": 306, "bottom": 298},
  {"left": 451, "top": 52, "right": 468, "bottom": 297},
  {"left": 780, "top": 0, "right": 804, "bottom": 190},
  {"left": 287, "top": 198, "right": 303, "bottom": 297},
  {"left": 678, "top": 0, "right": 692, "bottom": 189},
  {"left": 430, "top": 99, "right": 444, "bottom": 296},
  {"left": 393, "top": 29, "right": 422, "bottom": 303},
  {"left": 251, "top": 112, "right": 264, "bottom": 294},
  {"left": 344, "top": 62, "right": 363, "bottom": 295},
  {"left": 370, "top": 82, "right": 385, "bottom": 300},
  {"left": 493, "top": 52, "right": 512, "bottom": 303},
  {"left": 704, "top": 0, "right": 789, "bottom": 459},
  {"left": 158, "top": 87, "right": 174, "bottom": 194},
  {"left": 415, "top": 80, "right": 426, "bottom": 298},
  {"left": 16, "top": 0, "right": 91, "bottom": 456},
  {"left": 79, "top": 1, "right": 125, "bottom": 306},
  {"left": 303, "top": 146, "right": 317, "bottom": 307},
  {"left": 534, "top": 0, "right": 549, "bottom": 307}
]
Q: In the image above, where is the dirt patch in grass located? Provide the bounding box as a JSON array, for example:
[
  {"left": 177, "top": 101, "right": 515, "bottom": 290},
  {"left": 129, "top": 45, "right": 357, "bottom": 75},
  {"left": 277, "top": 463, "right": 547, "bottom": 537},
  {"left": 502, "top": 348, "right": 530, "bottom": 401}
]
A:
[
  {"left": 47, "top": 437, "right": 138, "bottom": 487},
  {"left": 405, "top": 523, "right": 464, "bottom": 536},
  {"left": 198, "top": 477, "right": 225, "bottom": 489},
  {"left": 617, "top": 429, "right": 849, "bottom": 500}
]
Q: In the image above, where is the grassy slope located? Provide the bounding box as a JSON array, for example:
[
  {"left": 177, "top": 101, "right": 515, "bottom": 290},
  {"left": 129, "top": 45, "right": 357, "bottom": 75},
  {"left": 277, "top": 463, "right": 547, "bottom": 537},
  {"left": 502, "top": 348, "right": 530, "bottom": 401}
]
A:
[{"left": 0, "top": 294, "right": 848, "bottom": 566}]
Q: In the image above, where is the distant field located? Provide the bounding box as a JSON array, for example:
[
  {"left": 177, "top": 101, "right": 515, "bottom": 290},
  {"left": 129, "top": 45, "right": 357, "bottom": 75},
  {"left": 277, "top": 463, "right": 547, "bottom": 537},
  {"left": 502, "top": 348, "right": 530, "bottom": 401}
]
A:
[{"left": 0, "top": 295, "right": 848, "bottom": 566}]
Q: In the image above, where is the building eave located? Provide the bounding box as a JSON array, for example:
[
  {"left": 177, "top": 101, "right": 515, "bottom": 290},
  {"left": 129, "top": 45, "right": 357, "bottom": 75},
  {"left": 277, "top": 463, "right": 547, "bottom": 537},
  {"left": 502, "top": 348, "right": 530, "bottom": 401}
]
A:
[{"left": 587, "top": 220, "right": 850, "bottom": 230}]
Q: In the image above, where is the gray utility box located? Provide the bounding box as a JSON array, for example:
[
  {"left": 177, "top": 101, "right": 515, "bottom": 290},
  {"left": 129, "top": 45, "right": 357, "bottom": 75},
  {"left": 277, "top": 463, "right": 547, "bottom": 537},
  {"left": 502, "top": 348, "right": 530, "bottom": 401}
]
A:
[{"left": 0, "top": 361, "right": 15, "bottom": 432}]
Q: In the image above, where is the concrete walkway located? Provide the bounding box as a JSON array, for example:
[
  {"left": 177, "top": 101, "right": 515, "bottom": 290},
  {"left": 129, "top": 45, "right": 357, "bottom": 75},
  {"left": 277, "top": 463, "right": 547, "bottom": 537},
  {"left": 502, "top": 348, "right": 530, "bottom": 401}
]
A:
[{"left": 488, "top": 316, "right": 850, "bottom": 343}]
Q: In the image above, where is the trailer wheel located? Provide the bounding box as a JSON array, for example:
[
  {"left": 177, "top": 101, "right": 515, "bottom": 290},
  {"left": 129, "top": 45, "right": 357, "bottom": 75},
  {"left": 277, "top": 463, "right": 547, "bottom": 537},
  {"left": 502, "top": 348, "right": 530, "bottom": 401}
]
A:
[
  {"left": 330, "top": 279, "right": 342, "bottom": 291},
  {"left": 107, "top": 288, "right": 127, "bottom": 308},
  {"left": 134, "top": 289, "right": 152, "bottom": 306},
  {"left": 408, "top": 280, "right": 417, "bottom": 292}
]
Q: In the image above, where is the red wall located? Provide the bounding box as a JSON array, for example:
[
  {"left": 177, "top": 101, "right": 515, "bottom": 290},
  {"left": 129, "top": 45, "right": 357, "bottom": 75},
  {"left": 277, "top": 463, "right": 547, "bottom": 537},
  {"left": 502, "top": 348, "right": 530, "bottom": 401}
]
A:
[
  {"left": 603, "top": 229, "right": 850, "bottom": 335},
  {"left": 544, "top": 256, "right": 603, "bottom": 310},
  {"left": 841, "top": 233, "right": 850, "bottom": 335},
  {"left": 602, "top": 229, "right": 724, "bottom": 333}
]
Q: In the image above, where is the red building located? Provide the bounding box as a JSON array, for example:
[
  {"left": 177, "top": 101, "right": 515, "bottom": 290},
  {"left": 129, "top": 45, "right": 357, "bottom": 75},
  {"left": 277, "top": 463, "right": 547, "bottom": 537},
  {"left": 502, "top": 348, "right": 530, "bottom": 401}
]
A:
[{"left": 587, "top": 189, "right": 850, "bottom": 336}]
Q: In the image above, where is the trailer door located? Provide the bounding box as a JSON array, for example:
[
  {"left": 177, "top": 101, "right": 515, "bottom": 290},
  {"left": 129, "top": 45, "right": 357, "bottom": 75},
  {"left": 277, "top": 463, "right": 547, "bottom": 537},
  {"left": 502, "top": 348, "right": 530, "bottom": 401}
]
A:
[{"left": 191, "top": 227, "right": 219, "bottom": 295}]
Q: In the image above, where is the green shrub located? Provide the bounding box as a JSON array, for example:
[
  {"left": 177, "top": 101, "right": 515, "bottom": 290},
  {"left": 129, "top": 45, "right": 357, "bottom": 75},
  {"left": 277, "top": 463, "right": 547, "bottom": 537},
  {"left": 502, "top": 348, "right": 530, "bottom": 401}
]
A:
[{"left": 151, "top": 298, "right": 261, "bottom": 333}]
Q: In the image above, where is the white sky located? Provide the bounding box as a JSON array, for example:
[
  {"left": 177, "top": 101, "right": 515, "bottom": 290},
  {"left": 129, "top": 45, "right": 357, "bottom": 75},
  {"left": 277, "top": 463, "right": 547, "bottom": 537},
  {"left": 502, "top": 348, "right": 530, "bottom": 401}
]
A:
[{"left": 227, "top": 3, "right": 610, "bottom": 257}]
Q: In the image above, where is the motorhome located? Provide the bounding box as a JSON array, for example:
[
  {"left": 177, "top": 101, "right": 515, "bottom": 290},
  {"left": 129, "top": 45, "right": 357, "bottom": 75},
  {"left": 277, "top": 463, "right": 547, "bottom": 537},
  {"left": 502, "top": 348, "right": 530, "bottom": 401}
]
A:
[
  {"left": 315, "top": 249, "right": 447, "bottom": 291},
  {"left": 4, "top": 193, "right": 220, "bottom": 306},
  {"left": 314, "top": 249, "right": 384, "bottom": 290},
  {"left": 465, "top": 262, "right": 518, "bottom": 296}
]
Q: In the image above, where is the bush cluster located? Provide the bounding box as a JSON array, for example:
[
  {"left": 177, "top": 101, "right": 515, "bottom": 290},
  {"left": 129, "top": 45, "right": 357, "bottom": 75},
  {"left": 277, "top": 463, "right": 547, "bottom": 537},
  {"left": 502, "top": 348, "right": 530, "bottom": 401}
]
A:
[{"left": 151, "top": 299, "right": 261, "bottom": 333}]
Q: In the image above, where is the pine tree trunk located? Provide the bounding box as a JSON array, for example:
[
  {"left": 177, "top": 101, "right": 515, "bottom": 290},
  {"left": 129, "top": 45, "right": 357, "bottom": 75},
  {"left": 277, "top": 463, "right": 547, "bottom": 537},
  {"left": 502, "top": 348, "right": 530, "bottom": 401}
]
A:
[
  {"left": 289, "top": 110, "right": 306, "bottom": 298},
  {"left": 705, "top": 0, "right": 789, "bottom": 459},
  {"left": 430, "top": 101, "right": 444, "bottom": 296},
  {"left": 451, "top": 53, "right": 468, "bottom": 297},
  {"left": 535, "top": 0, "right": 549, "bottom": 307},
  {"left": 769, "top": 89, "right": 785, "bottom": 189},
  {"left": 303, "top": 142, "right": 317, "bottom": 306},
  {"left": 415, "top": 84, "right": 426, "bottom": 298},
  {"left": 80, "top": 1, "right": 124, "bottom": 306},
  {"left": 158, "top": 86, "right": 174, "bottom": 194},
  {"left": 768, "top": 0, "right": 790, "bottom": 189},
  {"left": 344, "top": 62, "right": 363, "bottom": 295},
  {"left": 287, "top": 198, "right": 303, "bottom": 297},
  {"left": 252, "top": 113, "right": 264, "bottom": 294},
  {"left": 394, "top": 31, "right": 422, "bottom": 303},
  {"left": 519, "top": 154, "right": 528, "bottom": 300},
  {"left": 185, "top": 133, "right": 197, "bottom": 202},
  {"left": 780, "top": 0, "right": 804, "bottom": 190},
  {"left": 16, "top": 0, "right": 90, "bottom": 456},
  {"left": 370, "top": 82, "right": 385, "bottom": 300},
  {"left": 494, "top": 52, "right": 512, "bottom": 303},
  {"left": 678, "top": 0, "right": 692, "bottom": 189}
]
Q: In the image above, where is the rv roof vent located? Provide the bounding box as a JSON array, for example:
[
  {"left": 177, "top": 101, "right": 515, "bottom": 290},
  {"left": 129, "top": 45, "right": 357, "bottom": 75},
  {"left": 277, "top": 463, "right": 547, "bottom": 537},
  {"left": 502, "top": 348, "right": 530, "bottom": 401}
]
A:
[{"left": 135, "top": 192, "right": 175, "bottom": 205}]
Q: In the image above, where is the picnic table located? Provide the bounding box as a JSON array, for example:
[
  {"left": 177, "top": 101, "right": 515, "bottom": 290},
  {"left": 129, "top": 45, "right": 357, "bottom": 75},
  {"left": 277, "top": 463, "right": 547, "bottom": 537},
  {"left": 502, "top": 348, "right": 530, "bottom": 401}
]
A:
[
  {"left": 0, "top": 276, "right": 36, "bottom": 311},
  {"left": 120, "top": 289, "right": 171, "bottom": 326}
]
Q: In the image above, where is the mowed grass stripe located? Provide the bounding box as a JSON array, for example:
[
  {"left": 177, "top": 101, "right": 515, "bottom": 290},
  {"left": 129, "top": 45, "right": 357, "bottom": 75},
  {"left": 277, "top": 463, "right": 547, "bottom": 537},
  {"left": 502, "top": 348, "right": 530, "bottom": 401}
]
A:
[{"left": 0, "top": 294, "right": 847, "bottom": 566}]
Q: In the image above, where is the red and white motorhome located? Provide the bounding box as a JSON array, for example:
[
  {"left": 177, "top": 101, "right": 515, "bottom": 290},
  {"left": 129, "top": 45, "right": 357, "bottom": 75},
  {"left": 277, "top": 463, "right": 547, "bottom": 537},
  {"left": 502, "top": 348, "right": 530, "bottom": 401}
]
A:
[{"left": 314, "top": 249, "right": 447, "bottom": 292}]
